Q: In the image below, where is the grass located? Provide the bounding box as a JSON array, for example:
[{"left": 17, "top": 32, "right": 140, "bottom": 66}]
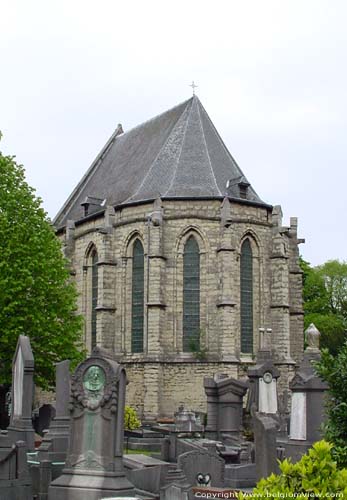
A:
[{"left": 123, "top": 448, "right": 154, "bottom": 456}]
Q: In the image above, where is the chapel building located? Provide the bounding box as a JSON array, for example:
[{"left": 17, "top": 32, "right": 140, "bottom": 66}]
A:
[{"left": 54, "top": 96, "right": 304, "bottom": 420}]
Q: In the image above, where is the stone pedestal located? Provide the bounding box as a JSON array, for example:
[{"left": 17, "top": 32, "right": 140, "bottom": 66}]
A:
[{"left": 48, "top": 347, "right": 136, "bottom": 500}]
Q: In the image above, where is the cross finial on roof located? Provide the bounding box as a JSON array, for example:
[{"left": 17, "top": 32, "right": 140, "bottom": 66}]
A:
[{"left": 189, "top": 81, "right": 198, "bottom": 96}]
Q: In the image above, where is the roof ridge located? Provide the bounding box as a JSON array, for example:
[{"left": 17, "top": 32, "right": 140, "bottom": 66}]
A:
[
  {"left": 119, "top": 97, "right": 193, "bottom": 140},
  {"left": 162, "top": 99, "right": 192, "bottom": 198},
  {"left": 198, "top": 99, "right": 243, "bottom": 178},
  {"left": 124, "top": 100, "right": 192, "bottom": 203},
  {"left": 195, "top": 98, "right": 222, "bottom": 196}
]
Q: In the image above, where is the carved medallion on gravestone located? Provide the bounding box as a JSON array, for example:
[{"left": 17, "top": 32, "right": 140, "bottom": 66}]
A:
[
  {"left": 178, "top": 450, "right": 225, "bottom": 488},
  {"left": 65, "top": 357, "right": 121, "bottom": 472}
]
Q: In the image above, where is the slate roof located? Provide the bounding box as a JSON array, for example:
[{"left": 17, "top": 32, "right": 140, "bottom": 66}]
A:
[{"left": 54, "top": 96, "right": 267, "bottom": 228}]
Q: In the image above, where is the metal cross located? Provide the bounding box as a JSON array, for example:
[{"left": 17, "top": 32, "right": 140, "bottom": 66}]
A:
[{"left": 190, "top": 81, "right": 198, "bottom": 95}]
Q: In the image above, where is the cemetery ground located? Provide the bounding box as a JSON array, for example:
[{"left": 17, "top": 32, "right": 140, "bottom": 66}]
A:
[{"left": 1, "top": 327, "right": 347, "bottom": 499}]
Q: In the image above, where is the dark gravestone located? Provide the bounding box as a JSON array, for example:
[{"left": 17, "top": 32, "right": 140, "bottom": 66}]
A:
[
  {"left": 0, "top": 385, "right": 10, "bottom": 430},
  {"left": 48, "top": 348, "right": 137, "bottom": 500},
  {"left": 252, "top": 410, "right": 279, "bottom": 481},
  {"left": 204, "top": 374, "right": 248, "bottom": 439},
  {"left": 178, "top": 450, "right": 225, "bottom": 488},
  {"left": 38, "top": 360, "right": 70, "bottom": 467},
  {"left": 7, "top": 335, "right": 35, "bottom": 451},
  {"left": 34, "top": 404, "right": 56, "bottom": 436}
]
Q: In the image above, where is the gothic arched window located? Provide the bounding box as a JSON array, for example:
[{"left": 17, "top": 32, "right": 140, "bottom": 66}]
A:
[
  {"left": 91, "top": 249, "right": 98, "bottom": 350},
  {"left": 183, "top": 236, "right": 200, "bottom": 352},
  {"left": 131, "top": 239, "right": 144, "bottom": 353},
  {"left": 240, "top": 239, "right": 253, "bottom": 353}
]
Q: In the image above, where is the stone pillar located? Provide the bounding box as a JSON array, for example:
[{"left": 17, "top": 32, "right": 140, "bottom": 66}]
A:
[
  {"left": 7, "top": 335, "right": 35, "bottom": 451},
  {"left": 143, "top": 363, "right": 162, "bottom": 422},
  {"left": 217, "top": 203, "right": 238, "bottom": 360},
  {"left": 288, "top": 217, "right": 305, "bottom": 362},
  {"left": 146, "top": 199, "right": 166, "bottom": 357},
  {"left": 48, "top": 347, "right": 136, "bottom": 500},
  {"left": 96, "top": 210, "right": 117, "bottom": 350},
  {"left": 270, "top": 231, "right": 291, "bottom": 361}
]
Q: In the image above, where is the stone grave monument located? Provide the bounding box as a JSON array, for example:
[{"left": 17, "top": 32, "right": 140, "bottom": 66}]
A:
[
  {"left": 178, "top": 449, "right": 225, "bottom": 488},
  {"left": 38, "top": 359, "right": 71, "bottom": 479},
  {"left": 7, "top": 335, "right": 35, "bottom": 451},
  {"left": 247, "top": 329, "right": 280, "bottom": 414},
  {"left": 48, "top": 347, "right": 140, "bottom": 500},
  {"left": 204, "top": 373, "right": 248, "bottom": 439},
  {"left": 285, "top": 324, "right": 328, "bottom": 461}
]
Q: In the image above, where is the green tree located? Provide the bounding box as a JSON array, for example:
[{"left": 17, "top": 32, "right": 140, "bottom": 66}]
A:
[
  {"left": 0, "top": 147, "right": 84, "bottom": 390},
  {"left": 315, "top": 346, "right": 347, "bottom": 467},
  {"left": 301, "top": 258, "right": 347, "bottom": 355}
]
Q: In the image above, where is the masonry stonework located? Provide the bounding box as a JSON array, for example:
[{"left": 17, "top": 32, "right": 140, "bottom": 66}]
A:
[{"left": 59, "top": 197, "right": 303, "bottom": 420}]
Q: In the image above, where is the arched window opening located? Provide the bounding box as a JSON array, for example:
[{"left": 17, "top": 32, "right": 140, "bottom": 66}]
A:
[
  {"left": 91, "top": 250, "right": 98, "bottom": 350},
  {"left": 131, "top": 239, "right": 144, "bottom": 353},
  {"left": 183, "top": 236, "right": 200, "bottom": 352},
  {"left": 240, "top": 239, "right": 253, "bottom": 353}
]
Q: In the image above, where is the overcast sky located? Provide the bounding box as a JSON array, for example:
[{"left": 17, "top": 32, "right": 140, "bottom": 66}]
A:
[{"left": 1, "top": 0, "right": 346, "bottom": 266}]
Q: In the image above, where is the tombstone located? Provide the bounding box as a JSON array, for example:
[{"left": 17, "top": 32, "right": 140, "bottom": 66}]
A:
[
  {"left": 204, "top": 374, "right": 248, "bottom": 438},
  {"left": 247, "top": 331, "right": 280, "bottom": 414},
  {"left": 7, "top": 335, "right": 35, "bottom": 450},
  {"left": 48, "top": 347, "right": 138, "bottom": 500},
  {"left": 34, "top": 404, "right": 56, "bottom": 436},
  {"left": 0, "top": 385, "right": 10, "bottom": 430},
  {"left": 252, "top": 410, "right": 279, "bottom": 481},
  {"left": 285, "top": 324, "right": 328, "bottom": 462},
  {"left": 160, "top": 466, "right": 191, "bottom": 500},
  {"left": 37, "top": 360, "right": 71, "bottom": 484},
  {"left": 174, "top": 406, "right": 203, "bottom": 433},
  {"left": 178, "top": 450, "right": 225, "bottom": 488}
]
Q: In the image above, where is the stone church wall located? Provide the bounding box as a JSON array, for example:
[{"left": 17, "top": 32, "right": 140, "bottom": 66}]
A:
[{"left": 59, "top": 197, "right": 304, "bottom": 420}]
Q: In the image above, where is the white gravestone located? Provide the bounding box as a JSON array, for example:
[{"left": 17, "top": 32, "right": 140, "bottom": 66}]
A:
[
  {"left": 290, "top": 392, "right": 307, "bottom": 440},
  {"left": 258, "top": 375, "right": 278, "bottom": 414},
  {"left": 13, "top": 345, "right": 24, "bottom": 418}
]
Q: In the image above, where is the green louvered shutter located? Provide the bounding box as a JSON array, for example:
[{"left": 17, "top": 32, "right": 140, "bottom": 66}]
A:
[
  {"left": 91, "top": 251, "right": 98, "bottom": 349},
  {"left": 183, "top": 236, "right": 200, "bottom": 351},
  {"left": 132, "top": 240, "right": 144, "bottom": 353},
  {"left": 240, "top": 239, "right": 253, "bottom": 353}
]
